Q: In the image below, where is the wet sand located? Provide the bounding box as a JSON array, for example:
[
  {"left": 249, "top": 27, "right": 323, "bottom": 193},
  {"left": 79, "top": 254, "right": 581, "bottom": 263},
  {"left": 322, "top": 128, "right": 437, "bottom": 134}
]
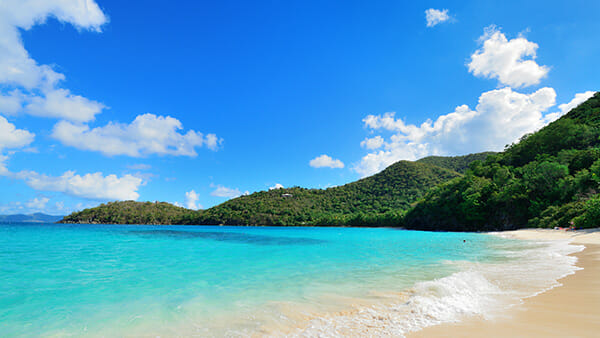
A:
[{"left": 410, "top": 228, "right": 600, "bottom": 338}]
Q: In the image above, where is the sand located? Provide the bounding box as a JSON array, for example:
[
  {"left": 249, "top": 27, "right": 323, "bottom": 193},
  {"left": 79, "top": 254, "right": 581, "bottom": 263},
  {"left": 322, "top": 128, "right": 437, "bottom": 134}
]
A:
[{"left": 410, "top": 228, "right": 600, "bottom": 338}]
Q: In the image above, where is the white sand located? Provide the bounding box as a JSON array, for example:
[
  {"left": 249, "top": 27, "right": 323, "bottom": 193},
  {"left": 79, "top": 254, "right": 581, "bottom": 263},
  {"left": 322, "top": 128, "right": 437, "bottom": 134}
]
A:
[
  {"left": 494, "top": 227, "right": 600, "bottom": 245},
  {"left": 410, "top": 228, "right": 600, "bottom": 338}
]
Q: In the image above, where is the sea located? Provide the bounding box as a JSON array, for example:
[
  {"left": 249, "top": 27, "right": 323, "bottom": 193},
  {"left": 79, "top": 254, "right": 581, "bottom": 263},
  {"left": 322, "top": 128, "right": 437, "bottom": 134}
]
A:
[{"left": 0, "top": 223, "right": 583, "bottom": 337}]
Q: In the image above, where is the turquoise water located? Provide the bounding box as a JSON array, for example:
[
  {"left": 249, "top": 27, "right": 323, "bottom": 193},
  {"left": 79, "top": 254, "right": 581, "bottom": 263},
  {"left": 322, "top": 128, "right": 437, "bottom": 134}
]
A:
[{"left": 0, "top": 224, "right": 554, "bottom": 336}]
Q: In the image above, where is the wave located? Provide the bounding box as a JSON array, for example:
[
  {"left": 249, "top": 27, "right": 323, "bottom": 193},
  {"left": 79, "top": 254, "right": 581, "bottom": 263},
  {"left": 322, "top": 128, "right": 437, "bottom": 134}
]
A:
[{"left": 287, "top": 238, "right": 584, "bottom": 337}]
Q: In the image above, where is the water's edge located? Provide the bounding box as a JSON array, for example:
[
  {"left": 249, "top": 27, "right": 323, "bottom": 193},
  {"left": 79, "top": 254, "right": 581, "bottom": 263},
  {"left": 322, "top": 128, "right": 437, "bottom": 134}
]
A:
[{"left": 286, "top": 235, "right": 583, "bottom": 337}]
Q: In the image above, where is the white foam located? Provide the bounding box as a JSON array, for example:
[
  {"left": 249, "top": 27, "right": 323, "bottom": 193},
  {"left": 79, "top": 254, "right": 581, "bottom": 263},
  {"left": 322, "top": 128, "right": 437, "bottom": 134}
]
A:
[{"left": 287, "top": 238, "right": 584, "bottom": 337}]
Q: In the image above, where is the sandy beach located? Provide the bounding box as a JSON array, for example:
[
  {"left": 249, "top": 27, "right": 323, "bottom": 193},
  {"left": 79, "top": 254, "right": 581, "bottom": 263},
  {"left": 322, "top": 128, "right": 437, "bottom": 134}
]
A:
[{"left": 410, "top": 228, "right": 600, "bottom": 338}]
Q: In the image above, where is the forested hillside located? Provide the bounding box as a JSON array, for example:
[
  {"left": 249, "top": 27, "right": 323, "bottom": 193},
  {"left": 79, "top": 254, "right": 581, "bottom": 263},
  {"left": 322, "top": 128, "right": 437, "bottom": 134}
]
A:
[
  {"left": 60, "top": 92, "right": 599, "bottom": 230},
  {"left": 403, "top": 92, "right": 600, "bottom": 231},
  {"left": 60, "top": 201, "right": 195, "bottom": 225},
  {"left": 61, "top": 159, "right": 472, "bottom": 226},
  {"left": 417, "top": 152, "right": 496, "bottom": 173},
  {"left": 195, "top": 161, "right": 462, "bottom": 226}
]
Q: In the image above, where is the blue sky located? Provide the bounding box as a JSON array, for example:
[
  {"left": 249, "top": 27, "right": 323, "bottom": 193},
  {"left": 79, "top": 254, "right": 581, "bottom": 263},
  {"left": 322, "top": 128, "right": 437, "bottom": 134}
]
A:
[{"left": 0, "top": 0, "right": 598, "bottom": 215}]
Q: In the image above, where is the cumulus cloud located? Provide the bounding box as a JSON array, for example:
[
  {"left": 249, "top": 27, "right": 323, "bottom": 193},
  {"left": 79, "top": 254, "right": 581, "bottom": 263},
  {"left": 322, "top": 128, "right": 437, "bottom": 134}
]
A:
[
  {"left": 52, "top": 114, "right": 222, "bottom": 157},
  {"left": 0, "top": 116, "right": 33, "bottom": 174},
  {"left": 558, "top": 91, "right": 596, "bottom": 115},
  {"left": 360, "top": 135, "right": 384, "bottom": 150},
  {"left": 25, "top": 197, "right": 50, "bottom": 210},
  {"left": 540, "top": 91, "right": 597, "bottom": 124},
  {"left": 269, "top": 183, "right": 284, "bottom": 190},
  {"left": 11, "top": 170, "right": 143, "bottom": 200},
  {"left": 0, "top": 154, "right": 9, "bottom": 175},
  {"left": 0, "top": 90, "right": 23, "bottom": 114},
  {"left": 0, "top": 115, "right": 35, "bottom": 151},
  {"left": 0, "top": 0, "right": 107, "bottom": 121},
  {"left": 425, "top": 8, "right": 451, "bottom": 27},
  {"left": 24, "top": 88, "right": 105, "bottom": 122},
  {"left": 210, "top": 185, "right": 246, "bottom": 198},
  {"left": 468, "top": 26, "right": 549, "bottom": 88},
  {"left": 0, "top": 0, "right": 219, "bottom": 160},
  {"left": 309, "top": 154, "right": 345, "bottom": 169},
  {"left": 0, "top": 0, "right": 107, "bottom": 33},
  {"left": 356, "top": 87, "right": 561, "bottom": 176},
  {"left": 184, "top": 190, "right": 201, "bottom": 210}
]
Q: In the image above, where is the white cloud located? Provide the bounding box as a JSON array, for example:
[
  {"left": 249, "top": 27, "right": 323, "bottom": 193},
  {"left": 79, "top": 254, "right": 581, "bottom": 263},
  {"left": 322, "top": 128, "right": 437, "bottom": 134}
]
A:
[
  {"left": 210, "top": 185, "right": 246, "bottom": 198},
  {"left": 184, "top": 190, "right": 202, "bottom": 210},
  {"left": 0, "top": 115, "right": 35, "bottom": 150},
  {"left": 541, "top": 90, "right": 597, "bottom": 124},
  {"left": 24, "top": 88, "right": 105, "bottom": 122},
  {"left": 0, "top": 90, "right": 23, "bottom": 114},
  {"left": 425, "top": 8, "right": 451, "bottom": 27},
  {"left": 360, "top": 135, "right": 384, "bottom": 150},
  {"left": 0, "top": 115, "right": 32, "bottom": 174},
  {"left": 309, "top": 154, "right": 345, "bottom": 169},
  {"left": 356, "top": 87, "right": 558, "bottom": 176},
  {"left": 204, "top": 133, "right": 220, "bottom": 150},
  {"left": 468, "top": 26, "right": 549, "bottom": 88},
  {"left": 269, "top": 183, "right": 284, "bottom": 190},
  {"left": 558, "top": 91, "right": 596, "bottom": 115},
  {"left": 11, "top": 170, "right": 143, "bottom": 200},
  {"left": 0, "top": 0, "right": 107, "bottom": 121},
  {"left": 52, "top": 113, "right": 222, "bottom": 157},
  {"left": 0, "top": 201, "right": 23, "bottom": 214},
  {"left": 0, "top": 154, "right": 9, "bottom": 175},
  {"left": 25, "top": 197, "right": 49, "bottom": 210},
  {"left": 0, "top": 0, "right": 107, "bottom": 32}
]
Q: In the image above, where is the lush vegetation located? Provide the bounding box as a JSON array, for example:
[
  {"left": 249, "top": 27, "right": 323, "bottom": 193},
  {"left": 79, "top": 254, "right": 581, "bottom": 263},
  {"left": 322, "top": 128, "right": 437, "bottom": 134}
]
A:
[
  {"left": 60, "top": 160, "right": 470, "bottom": 226},
  {"left": 417, "top": 152, "right": 496, "bottom": 174},
  {"left": 60, "top": 92, "right": 599, "bottom": 231},
  {"left": 403, "top": 92, "right": 600, "bottom": 231},
  {"left": 195, "top": 161, "right": 462, "bottom": 226},
  {"left": 59, "top": 201, "right": 194, "bottom": 225}
]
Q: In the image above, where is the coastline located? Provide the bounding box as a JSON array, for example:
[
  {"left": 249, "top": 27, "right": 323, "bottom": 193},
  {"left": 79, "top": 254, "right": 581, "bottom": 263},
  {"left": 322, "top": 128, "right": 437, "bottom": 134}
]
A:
[{"left": 410, "top": 228, "right": 600, "bottom": 338}]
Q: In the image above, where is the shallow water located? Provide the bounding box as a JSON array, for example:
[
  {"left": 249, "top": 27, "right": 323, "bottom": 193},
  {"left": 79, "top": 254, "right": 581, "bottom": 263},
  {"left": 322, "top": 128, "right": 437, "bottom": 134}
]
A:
[{"left": 0, "top": 224, "right": 581, "bottom": 336}]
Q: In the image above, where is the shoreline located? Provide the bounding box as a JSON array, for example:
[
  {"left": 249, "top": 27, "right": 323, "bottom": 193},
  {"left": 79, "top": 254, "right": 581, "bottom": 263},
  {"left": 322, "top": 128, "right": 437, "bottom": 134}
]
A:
[{"left": 409, "top": 228, "right": 600, "bottom": 337}]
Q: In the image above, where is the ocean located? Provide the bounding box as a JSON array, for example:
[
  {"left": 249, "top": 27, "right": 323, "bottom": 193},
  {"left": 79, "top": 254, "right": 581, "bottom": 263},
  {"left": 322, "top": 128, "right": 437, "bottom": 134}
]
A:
[{"left": 0, "top": 223, "right": 583, "bottom": 336}]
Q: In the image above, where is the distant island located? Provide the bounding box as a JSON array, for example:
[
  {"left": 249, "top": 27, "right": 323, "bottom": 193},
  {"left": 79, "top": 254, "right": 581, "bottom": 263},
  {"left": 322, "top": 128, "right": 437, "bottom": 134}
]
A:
[
  {"left": 60, "top": 92, "right": 600, "bottom": 232},
  {"left": 0, "top": 213, "right": 64, "bottom": 224}
]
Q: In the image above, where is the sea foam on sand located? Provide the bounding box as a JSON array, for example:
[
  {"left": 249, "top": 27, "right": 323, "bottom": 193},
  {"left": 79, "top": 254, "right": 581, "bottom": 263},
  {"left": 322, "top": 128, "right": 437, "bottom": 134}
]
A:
[
  {"left": 286, "top": 234, "right": 584, "bottom": 337},
  {"left": 410, "top": 228, "right": 600, "bottom": 338}
]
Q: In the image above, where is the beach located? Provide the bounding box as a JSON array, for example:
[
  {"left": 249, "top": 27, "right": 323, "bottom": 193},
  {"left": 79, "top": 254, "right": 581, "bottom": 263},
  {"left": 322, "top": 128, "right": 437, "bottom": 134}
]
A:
[{"left": 410, "top": 228, "right": 600, "bottom": 338}]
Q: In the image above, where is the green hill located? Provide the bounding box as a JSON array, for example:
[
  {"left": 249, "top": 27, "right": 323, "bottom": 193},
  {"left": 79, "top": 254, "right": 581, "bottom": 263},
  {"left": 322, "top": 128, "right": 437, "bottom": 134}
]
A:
[
  {"left": 59, "top": 201, "right": 195, "bottom": 225},
  {"left": 403, "top": 92, "right": 600, "bottom": 231},
  {"left": 195, "top": 160, "right": 462, "bottom": 226},
  {"left": 60, "top": 159, "right": 476, "bottom": 226},
  {"left": 59, "top": 92, "right": 599, "bottom": 230}
]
